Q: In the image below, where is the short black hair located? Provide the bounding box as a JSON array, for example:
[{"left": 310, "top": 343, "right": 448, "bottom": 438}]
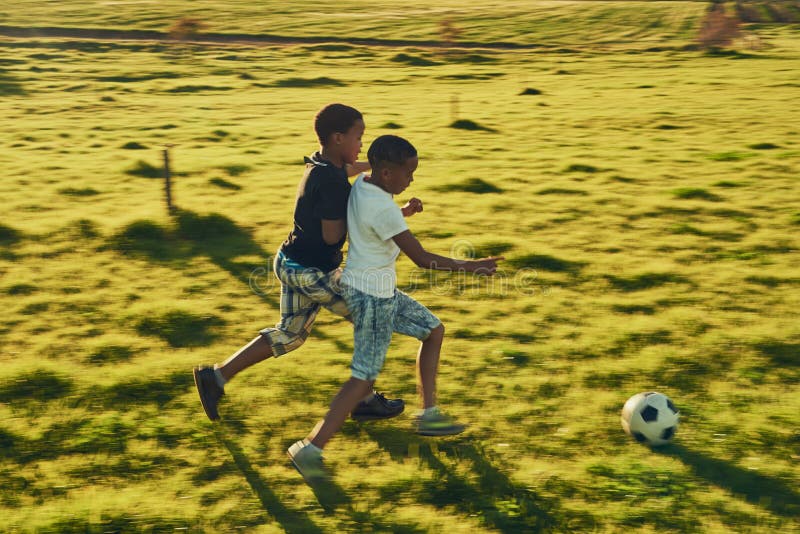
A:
[
  {"left": 367, "top": 135, "right": 417, "bottom": 171},
  {"left": 314, "top": 103, "right": 363, "bottom": 146}
]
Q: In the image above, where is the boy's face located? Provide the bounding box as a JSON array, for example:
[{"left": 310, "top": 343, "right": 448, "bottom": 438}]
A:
[
  {"left": 334, "top": 119, "right": 365, "bottom": 166},
  {"left": 380, "top": 156, "right": 418, "bottom": 195}
]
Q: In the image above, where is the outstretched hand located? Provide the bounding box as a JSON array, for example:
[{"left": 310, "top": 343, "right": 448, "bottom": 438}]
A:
[
  {"left": 467, "top": 256, "right": 504, "bottom": 275},
  {"left": 401, "top": 198, "right": 424, "bottom": 217}
]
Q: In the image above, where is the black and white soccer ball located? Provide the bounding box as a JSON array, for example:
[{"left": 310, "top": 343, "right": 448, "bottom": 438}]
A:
[{"left": 620, "top": 392, "right": 679, "bottom": 446}]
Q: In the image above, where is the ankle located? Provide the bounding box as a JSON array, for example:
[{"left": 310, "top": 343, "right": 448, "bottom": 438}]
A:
[
  {"left": 307, "top": 439, "right": 324, "bottom": 453},
  {"left": 212, "top": 366, "right": 227, "bottom": 388}
]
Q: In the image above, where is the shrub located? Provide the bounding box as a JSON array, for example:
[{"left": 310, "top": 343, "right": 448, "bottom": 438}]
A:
[
  {"left": 121, "top": 141, "right": 147, "bottom": 150},
  {"left": 697, "top": 5, "right": 742, "bottom": 50},
  {"left": 450, "top": 119, "right": 496, "bottom": 132},
  {"left": 168, "top": 18, "right": 207, "bottom": 41},
  {"left": 438, "top": 18, "right": 463, "bottom": 46}
]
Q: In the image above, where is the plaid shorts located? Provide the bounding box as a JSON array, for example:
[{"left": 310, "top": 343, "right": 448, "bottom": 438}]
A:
[
  {"left": 341, "top": 285, "right": 441, "bottom": 381},
  {"left": 259, "top": 251, "right": 350, "bottom": 356}
]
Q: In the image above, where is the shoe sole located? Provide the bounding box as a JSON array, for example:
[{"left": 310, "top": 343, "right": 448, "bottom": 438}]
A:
[
  {"left": 416, "top": 425, "right": 466, "bottom": 437},
  {"left": 193, "top": 368, "right": 220, "bottom": 421},
  {"left": 350, "top": 406, "right": 405, "bottom": 422}
]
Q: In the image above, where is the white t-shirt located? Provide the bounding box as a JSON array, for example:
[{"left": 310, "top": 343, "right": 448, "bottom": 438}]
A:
[{"left": 342, "top": 174, "right": 409, "bottom": 298}]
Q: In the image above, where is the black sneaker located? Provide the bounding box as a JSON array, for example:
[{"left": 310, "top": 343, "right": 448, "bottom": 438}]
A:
[
  {"left": 351, "top": 391, "right": 405, "bottom": 421},
  {"left": 193, "top": 367, "right": 224, "bottom": 421}
]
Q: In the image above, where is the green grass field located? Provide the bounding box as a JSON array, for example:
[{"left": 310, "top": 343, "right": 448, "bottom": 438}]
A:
[{"left": 1, "top": 2, "right": 799, "bottom": 532}]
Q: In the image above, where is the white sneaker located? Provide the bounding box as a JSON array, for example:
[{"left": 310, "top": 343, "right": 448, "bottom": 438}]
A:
[{"left": 287, "top": 440, "right": 328, "bottom": 483}]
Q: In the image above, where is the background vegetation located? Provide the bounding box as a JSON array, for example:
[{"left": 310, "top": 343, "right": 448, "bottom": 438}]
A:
[{"left": 0, "top": 1, "right": 798, "bottom": 532}]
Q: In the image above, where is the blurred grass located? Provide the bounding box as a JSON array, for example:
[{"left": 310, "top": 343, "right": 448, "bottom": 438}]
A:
[
  {"left": 1, "top": 1, "right": 708, "bottom": 49},
  {"left": 0, "top": 2, "right": 799, "bottom": 532}
]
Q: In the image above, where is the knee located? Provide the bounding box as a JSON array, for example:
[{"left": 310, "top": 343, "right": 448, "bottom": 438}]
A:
[{"left": 426, "top": 323, "right": 445, "bottom": 342}]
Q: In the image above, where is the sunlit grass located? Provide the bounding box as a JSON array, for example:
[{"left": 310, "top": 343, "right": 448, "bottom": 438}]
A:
[{"left": 0, "top": 4, "right": 799, "bottom": 532}]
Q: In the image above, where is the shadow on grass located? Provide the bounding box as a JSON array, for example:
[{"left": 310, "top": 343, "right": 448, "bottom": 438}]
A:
[
  {"left": 363, "top": 426, "right": 585, "bottom": 532},
  {"left": 535, "top": 187, "right": 588, "bottom": 196},
  {"left": 671, "top": 187, "right": 723, "bottom": 201},
  {"left": 175, "top": 210, "right": 275, "bottom": 297},
  {"left": 507, "top": 253, "right": 584, "bottom": 274},
  {"left": 214, "top": 426, "right": 328, "bottom": 532},
  {"left": 606, "top": 272, "right": 693, "bottom": 292},
  {"left": 124, "top": 159, "right": 164, "bottom": 178},
  {"left": 656, "top": 444, "right": 800, "bottom": 517},
  {"left": 97, "top": 71, "right": 182, "bottom": 83},
  {"left": 166, "top": 85, "right": 235, "bottom": 93},
  {"left": 0, "top": 68, "right": 25, "bottom": 96},
  {"left": 433, "top": 177, "right": 503, "bottom": 194},
  {"left": 0, "top": 368, "right": 74, "bottom": 402},
  {"left": 391, "top": 53, "right": 438, "bottom": 66},
  {"left": 0, "top": 223, "right": 22, "bottom": 246},
  {"left": 99, "top": 369, "right": 193, "bottom": 408},
  {"left": 107, "top": 209, "right": 277, "bottom": 306},
  {"left": 136, "top": 309, "right": 225, "bottom": 348},
  {"left": 271, "top": 76, "right": 345, "bottom": 88},
  {"left": 753, "top": 340, "right": 800, "bottom": 367}
]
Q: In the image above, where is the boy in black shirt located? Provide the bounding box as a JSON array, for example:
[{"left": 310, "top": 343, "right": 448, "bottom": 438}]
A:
[{"left": 193, "top": 104, "right": 404, "bottom": 422}]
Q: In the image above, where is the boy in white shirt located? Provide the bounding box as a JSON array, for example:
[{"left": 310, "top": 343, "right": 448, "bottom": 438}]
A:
[{"left": 288, "top": 135, "right": 503, "bottom": 482}]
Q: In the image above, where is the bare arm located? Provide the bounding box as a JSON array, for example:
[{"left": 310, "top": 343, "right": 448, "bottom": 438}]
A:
[
  {"left": 392, "top": 230, "right": 502, "bottom": 273},
  {"left": 321, "top": 218, "right": 346, "bottom": 245},
  {"left": 345, "top": 161, "right": 371, "bottom": 177}
]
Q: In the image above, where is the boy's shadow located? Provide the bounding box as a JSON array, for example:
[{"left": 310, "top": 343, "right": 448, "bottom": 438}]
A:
[
  {"left": 110, "top": 208, "right": 278, "bottom": 308},
  {"left": 655, "top": 443, "right": 800, "bottom": 517},
  {"left": 214, "top": 424, "right": 349, "bottom": 531},
  {"left": 174, "top": 209, "right": 278, "bottom": 307},
  {"left": 362, "top": 425, "right": 588, "bottom": 533}
]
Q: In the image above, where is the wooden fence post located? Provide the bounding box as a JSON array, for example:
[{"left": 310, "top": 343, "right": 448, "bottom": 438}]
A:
[
  {"left": 163, "top": 145, "right": 176, "bottom": 214},
  {"left": 451, "top": 94, "right": 460, "bottom": 123}
]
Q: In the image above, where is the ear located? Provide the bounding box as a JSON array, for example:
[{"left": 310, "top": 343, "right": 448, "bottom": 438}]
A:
[{"left": 332, "top": 131, "right": 344, "bottom": 145}]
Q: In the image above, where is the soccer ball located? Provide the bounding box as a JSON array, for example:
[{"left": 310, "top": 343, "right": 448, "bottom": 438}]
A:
[{"left": 620, "top": 392, "right": 679, "bottom": 446}]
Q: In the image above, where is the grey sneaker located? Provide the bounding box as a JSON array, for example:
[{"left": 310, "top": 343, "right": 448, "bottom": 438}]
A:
[
  {"left": 193, "top": 367, "right": 224, "bottom": 421},
  {"left": 351, "top": 391, "right": 405, "bottom": 421},
  {"left": 287, "top": 440, "right": 328, "bottom": 483},
  {"left": 415, "top": 408, "right": 466, "bottom": 436}
]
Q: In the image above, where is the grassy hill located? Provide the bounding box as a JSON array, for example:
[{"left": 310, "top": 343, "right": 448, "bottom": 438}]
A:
[
  {"left": 1, "top": 0, "right": 708, "bottom": 48},
  {"left": 0, "top": 2, "right": 799, "bottom": 532}
]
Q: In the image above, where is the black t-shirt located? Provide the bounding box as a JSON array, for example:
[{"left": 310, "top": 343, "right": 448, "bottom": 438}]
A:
[{"left": 281, "top": 152, "right": 351, "bottom": 272}]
